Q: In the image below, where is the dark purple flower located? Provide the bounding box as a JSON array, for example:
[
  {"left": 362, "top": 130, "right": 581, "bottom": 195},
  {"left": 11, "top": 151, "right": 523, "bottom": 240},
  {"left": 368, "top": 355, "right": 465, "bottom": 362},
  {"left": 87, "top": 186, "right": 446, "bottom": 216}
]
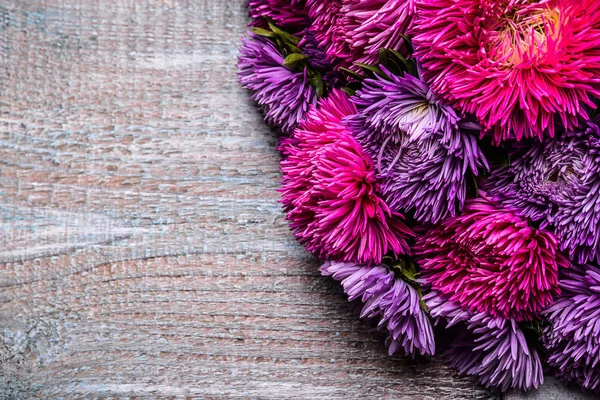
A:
[
  {"left": 425, "top": 291, "right": 544, "bottom": 391},
  {"left": 486, "top": 120, "right": 600, "bottom": 264},
  {"left": 248, "top": 0, "right": 309, "bottom": 30},
  {"left": 238, "top": 32, "right": 318, "bottom": 134},
  {"left": 321, "top": 261, "right": 435, "bottom": 356},
  {"left": 542, "top": 264, "right": 600, "bottom": 393},
  {"left": 297, "top": 29, "right": 341, "bottom": 86},
  {"left": 347, "top": 70, "right": 487, "bottom": 224}
]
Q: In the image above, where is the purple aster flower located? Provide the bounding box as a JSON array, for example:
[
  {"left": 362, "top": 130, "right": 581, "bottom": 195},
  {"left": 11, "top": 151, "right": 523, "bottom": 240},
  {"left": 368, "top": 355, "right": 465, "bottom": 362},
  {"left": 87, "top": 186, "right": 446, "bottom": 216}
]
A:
[
  {"left": 297, "top": 29, "right": 341, "bottom": 86},
  {"left": 542, "top": 264, "right": 600, "bottom": 393},
  {"left": 238, "top": 32, "right": 318, "bottom": 134},
  {"left": 347, "top": 69, "right": 487, "bottom": 224},
  {"left": 248, "top": 0, "right": 309, "bottom": 30},
  {"left": 321, "top": 261, "right": 435, "bottom": 357},
  {"left": 425, "top": 291, "right": 544, "bottom": 392},
  {"left": 486, "top": 119, "right": 600, "bottom": 264}
]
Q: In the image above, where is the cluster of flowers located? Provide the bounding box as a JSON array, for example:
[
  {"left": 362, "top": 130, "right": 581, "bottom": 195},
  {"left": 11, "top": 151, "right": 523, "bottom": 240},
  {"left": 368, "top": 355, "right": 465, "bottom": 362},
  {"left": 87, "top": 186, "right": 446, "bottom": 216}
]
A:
[{"left": 238, "top": 0, "right": 600, "bottom": 394}]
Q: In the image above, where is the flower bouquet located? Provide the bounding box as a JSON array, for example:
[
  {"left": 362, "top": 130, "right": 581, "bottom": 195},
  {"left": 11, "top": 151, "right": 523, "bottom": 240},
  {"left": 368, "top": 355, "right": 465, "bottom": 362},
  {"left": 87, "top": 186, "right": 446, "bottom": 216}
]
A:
[{"left": 238, "top": 0, "right": 600, "bottom": 393}]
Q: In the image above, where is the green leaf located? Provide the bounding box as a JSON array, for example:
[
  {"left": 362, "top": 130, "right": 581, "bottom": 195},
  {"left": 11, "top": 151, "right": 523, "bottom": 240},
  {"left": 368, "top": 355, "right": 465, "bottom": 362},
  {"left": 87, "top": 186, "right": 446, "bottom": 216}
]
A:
[
  {"left": 340, "top": 67, "right": 364, "bottom": 81},
  {"left": 342, "top": 87, "right": 356, "bottom": 97},
  {"left": 309, "top": 72, "right": 324, "bottom": 98},
  {"left": 407, "top": 60, "right": 419, "bottom": 78},
  {"left": 378, "top": 48, "right": 388, "bottom": 67},
  {"left": 399, "top": 33, "right": 414, "bottom": 54},
  {"left": 268, "top": 22, "right": 300, "bottom": 46},
  {"left": 417, "top": 288, "right": 429, "bottom": 313},
  {"left": 392, "top": 258, "right": 420, "bottom": 285},
  {"left": 283, "top": 53, "right": 309, "bottom": 69},
  {"left": 251, "top": 27, "right": 278, "bottom": 39},
  {"left": 355, "top": 63, "right": 390, "bottom": 80},
  {"left": 388, "top": 49, "right": 407, "bottom": 64}
]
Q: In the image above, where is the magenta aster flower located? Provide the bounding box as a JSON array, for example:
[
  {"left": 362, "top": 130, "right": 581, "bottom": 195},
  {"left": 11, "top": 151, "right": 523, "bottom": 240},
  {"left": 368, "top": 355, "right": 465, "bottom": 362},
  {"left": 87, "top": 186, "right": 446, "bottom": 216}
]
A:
[
  {"left": 343, "top": 0, "right": 416, "bottom": 66},
  {"left": 321, "top": 261, "right": 435, "bottom": 356},
  {"left": 542, "top": 264, "right": 600, "bottom": 393},
  {"left": 307, "top": 0, "right": 416, "bottom": 69},
  {"left": 486, "top": 119, "right": 600, "bottom": 264},
  {"left": 306, "top": 0, "right": 352, "bottom": 66},
  {"left": 238, "top": 32, "right": 317, "bottom": 134},
  {"left": 414, "top": 196, "right": 568, "bottom": 322},
  {"left": 425, "top": 291, "right": 544, "bottom": 391},
  {"left": 411, "top": 0, "right": 600, "bottom": 143},
  {"left": 347, "top": 69, "right": 487, "bottom": 224},
  {"left": 248, "top": 0, "right": 309, "bottom": 30},
  {"left": 279, "top": 90, "right": 413, "bottom": 264}
]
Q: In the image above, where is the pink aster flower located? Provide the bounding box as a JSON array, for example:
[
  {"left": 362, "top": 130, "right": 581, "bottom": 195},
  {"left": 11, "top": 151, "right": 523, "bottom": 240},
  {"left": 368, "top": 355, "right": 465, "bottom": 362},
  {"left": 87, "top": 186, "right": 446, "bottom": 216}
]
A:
[
  {"left": 411, "top": 0, "right": 600, "bottom": 143},
  {"left": 248, "top": 0, "right": 309, "bottom": 30},
  {"left": 343, "top": 0, "right": 416, "bottom": 65},
  {"left": 414, "top": 196, "right": 569, "bottom": 321},
  {"left": 306, "top": 0, "right": 416, "bottom": 69},
  {"left": 279, "top": 90, "right": 413, "bottom": 264},
  {"left": 305, "top": 0, "right": 352, "bottom": 66}
]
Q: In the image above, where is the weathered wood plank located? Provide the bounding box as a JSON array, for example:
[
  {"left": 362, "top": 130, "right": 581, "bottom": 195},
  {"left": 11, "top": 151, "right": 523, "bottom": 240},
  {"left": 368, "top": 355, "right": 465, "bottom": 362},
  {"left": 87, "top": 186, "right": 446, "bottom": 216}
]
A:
[{"left": 0, "top": 1, "right": 578, "bottom": 398}]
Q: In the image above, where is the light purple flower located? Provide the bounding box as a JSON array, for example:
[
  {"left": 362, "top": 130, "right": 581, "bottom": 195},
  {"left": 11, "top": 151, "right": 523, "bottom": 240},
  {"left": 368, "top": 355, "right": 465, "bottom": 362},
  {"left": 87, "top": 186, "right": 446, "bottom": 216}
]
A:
[
  {"left": 425, "top": 291, "right": 544, "bottom": 392},
  {"left": 542, "top": 264, "right": 600, "bottom": 393},
  {"left": 486, "top": 119, "right": 600, "bottom": 264},
  {"left": 321, "top": 261, "right": 435, "bottom": 356},
  {"left": 347, "top": 69, "right": 487, "bottom": 224},
  {"left": 238, "top": 32, "right": 318, "bottom": 134}
]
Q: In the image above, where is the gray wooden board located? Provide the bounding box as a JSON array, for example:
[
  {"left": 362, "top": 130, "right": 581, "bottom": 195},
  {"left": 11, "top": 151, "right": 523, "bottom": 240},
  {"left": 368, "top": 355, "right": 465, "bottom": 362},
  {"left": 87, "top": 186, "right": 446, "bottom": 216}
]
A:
[{"left": 0, "top": 0, "right": 593, "bottom": 399}]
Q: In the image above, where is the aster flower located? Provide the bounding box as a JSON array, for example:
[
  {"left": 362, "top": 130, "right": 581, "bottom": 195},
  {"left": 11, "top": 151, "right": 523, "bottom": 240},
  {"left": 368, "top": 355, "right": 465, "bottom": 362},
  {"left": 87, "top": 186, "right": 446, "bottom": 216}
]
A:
[
  {"left": 343, "top": 0, "right": 416, "bottom": 66},
  {"left": 297, "top": 29, "right": 341, "bottom": 86},
  {"left": 279, "top": 90, "right": 414, "bottom": 264},
  {"left": 543, "top": 264, "right": 600, "bottom": 393},
  {"left": 411, "top": 0, "right": 600, "bottom": 143},
  {"left": 307, "top": 0, "right": 416, "bottom": 69},
  {"left": 347, "top": 69, "right": 487, "bottom": 224},
  {"left": 321, "top": 260, "right": 435, "bottom": 356},
  {"left": 486, "top": 120, "right": 600, "bottom": 264},
  {"left": 414, "top": 196, "right": 568, "bottom": 322},
  {"left": 248, "top": 0, "right": 309, "bottom": 30},
  {"left": 305, "top": 0, "right": 351, "bottom": 66},
  {"left": 238, "top": 32, "right": 318, "bottom": 134},
  {"left": 425, "top": 291, "right": 544, "bottom": 391}
]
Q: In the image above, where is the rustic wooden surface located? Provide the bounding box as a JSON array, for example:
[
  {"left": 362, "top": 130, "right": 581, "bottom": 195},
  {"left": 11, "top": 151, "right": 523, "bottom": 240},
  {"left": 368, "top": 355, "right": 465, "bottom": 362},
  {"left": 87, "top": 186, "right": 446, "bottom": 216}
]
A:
[{"left": 0, "top": 1, "right": 591, "bottom": 399}]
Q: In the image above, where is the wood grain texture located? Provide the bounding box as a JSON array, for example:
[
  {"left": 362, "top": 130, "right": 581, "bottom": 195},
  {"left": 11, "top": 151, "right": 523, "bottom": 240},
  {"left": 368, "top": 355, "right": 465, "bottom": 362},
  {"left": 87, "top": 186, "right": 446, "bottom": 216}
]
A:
[{"left": 0, "top": 1, "right": 580, "bottom": 399}]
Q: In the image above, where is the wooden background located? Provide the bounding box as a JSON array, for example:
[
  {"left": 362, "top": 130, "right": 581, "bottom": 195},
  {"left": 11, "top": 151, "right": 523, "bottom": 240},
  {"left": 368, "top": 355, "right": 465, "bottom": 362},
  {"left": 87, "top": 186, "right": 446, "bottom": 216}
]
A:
[{"left": 0, "top": 1, "right": 593, "bottom": 398}]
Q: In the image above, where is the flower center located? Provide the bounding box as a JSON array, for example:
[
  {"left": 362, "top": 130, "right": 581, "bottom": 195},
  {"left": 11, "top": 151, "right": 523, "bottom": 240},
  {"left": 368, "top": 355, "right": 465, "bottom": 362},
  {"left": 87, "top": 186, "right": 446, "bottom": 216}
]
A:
[{"left": 487, "top": 4, "right": 563, "bottom": 67}]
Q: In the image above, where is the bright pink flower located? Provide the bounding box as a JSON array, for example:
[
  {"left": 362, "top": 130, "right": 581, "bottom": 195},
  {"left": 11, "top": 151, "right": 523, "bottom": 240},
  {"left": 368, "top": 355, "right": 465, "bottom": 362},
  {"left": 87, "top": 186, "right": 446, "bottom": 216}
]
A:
[
  {"left": 279, "top": 90, "right": 414, "bottom": 264},
  {"left": 306, "top": 0, "right": 416, "bottom": 69},
  {"left": 248, "top": 0, "right": 309, "bottom": 30},
  {"left": 305, "top": 0, "right": 352, "bottom": 66},
  {"left": 412, "top": 0, "right": 600, "bottom": 143},
  {"left": 414, "top": 196, "right": 569, "bottom": 321},
  {"left": 343, "top": 0, "right": 416, "bottom": 65}
]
